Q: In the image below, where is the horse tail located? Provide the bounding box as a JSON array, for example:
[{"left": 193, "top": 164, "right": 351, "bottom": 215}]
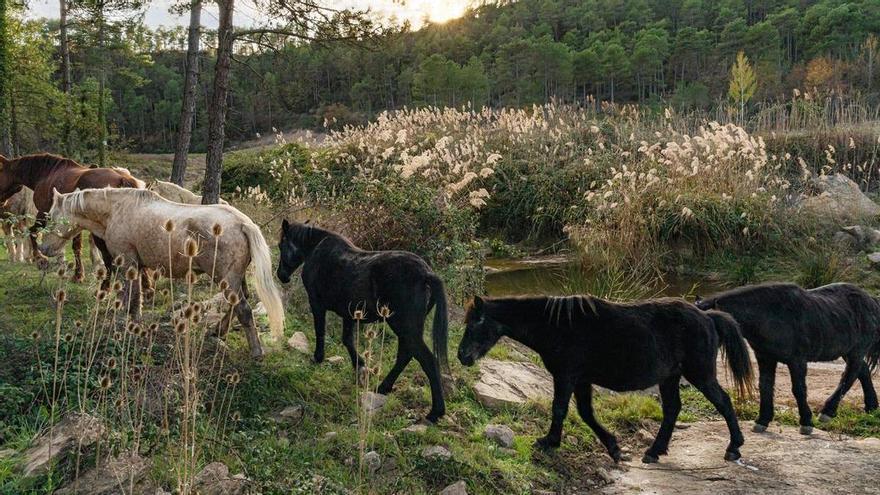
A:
[
  {"left": 241, "top": 222, "right": 285, "bottom": 341},
  {"left": 426, "top": 273, "right": 449, "bottom": 371},
  {"left": 708, "top": 309, "right": 755, "bottom": 399}
]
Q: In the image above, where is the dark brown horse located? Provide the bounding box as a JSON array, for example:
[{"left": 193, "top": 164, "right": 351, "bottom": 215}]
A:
[{"left": 0, "top": 153, "right": 144, "bottom": 281}]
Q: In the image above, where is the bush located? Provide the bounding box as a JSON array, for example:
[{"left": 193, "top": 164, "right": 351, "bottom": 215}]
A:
[{"left": 221, "top": 142, "right": 313, "bottom": 200}]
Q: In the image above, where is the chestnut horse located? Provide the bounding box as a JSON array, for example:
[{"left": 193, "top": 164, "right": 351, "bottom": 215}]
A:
[{"left": 0, "top": 153, "right": 145, "bottom": 281}]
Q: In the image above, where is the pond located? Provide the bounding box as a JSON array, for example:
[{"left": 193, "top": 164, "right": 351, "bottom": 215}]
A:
[{"left": 484, "top": 255, "right": 728, "bottom": 299}]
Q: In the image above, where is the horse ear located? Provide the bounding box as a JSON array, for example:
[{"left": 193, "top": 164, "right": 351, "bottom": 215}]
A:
[
  {"left": 303, "top": 219, "right": 311, "bottom": 225},
  {"left": 473, "top": 295, "right": 484, "bottom": 311},
  {"left": 52, "top": 188, "right": 62, "bottom": 204},
  {"left": 282, "top": 219, "right": 290, "bottom": 231}
]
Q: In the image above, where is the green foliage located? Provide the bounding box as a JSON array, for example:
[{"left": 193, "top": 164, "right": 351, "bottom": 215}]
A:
[{"left": 221, "top": 142, "right": 313, "bottom": 200}]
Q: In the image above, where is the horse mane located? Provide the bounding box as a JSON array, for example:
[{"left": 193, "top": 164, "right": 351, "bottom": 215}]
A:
[
  {"left": 473, "top": 294, "right": 599, "bottom": 328},
  {"left": 10, "top": 153, "right": 85, "bottom": 173},
  {"left": 57, "top": 187, "right": 159, "bottom": 217},
  {"left": 290, "top": 222, "right": 353, "bottom": 251}
]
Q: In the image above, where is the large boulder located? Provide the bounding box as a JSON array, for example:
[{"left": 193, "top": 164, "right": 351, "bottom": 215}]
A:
[
  {"left": 834, "top": 225, "right": 880, "bottom": 251},
  {"left": 22, "top": 413, "right": 105, "bottom": 476},
  {"left": 799, "top": 173, "right": 880, "bottom": 223},
  {"left": 472, "top": 359, "right": 553, "bottom": 408}
]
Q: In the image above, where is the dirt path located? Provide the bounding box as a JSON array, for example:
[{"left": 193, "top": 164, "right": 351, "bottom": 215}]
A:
[{"left": 603, "top": 421, "right": 880, "bottom": 494}]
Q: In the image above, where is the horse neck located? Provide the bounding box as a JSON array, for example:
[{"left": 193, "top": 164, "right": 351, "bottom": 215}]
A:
[
  {"left": 8, "top": 157, "right": 68, "bottom": 189},
  {"left": 486, "top": 298, "right": 555, "bottom": 354},
  {"left": 68, "top": 194, "right": 114, "bottom": 232}
]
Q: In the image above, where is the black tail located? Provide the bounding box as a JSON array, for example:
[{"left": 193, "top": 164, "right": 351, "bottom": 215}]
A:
[
  {"left": 708, "top": 310, "right": 755, "bottom": 398},
  {"left": 865, "top": 297, "right": 880, "bottom": 371},
  {"left": 427, "top": 273, "right": 449, "bottom": 371}
]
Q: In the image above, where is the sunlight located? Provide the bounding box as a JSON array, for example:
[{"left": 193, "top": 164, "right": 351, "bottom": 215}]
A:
[{"left": 424, "top": 0, "right": 469, "bottom": 23}]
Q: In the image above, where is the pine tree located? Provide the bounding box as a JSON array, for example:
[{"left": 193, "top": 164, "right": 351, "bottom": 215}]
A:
[{"left": 728, "top": 51, "right": 757, "bottom": 125}]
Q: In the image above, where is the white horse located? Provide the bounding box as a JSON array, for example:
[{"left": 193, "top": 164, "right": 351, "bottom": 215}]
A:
[
  {"left": 1, "top": 187, "right": 36, "bottom": 262},
  {"left": 147, "top": 179, "right": 228, "bottom": 205},
  {"left": 42, "top": 188, "right": 284, "bottom": 358}
]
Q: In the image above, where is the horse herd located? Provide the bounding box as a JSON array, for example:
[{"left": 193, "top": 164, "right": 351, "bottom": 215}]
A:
[{"left": 2, "top": 153, "right": 880, "bottom": 466}]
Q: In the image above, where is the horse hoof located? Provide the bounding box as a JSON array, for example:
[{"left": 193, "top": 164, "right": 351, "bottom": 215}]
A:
[
  {"left": 817, "top": 413, "right": 833, "bottom": 423},
  {"left": 752, "top": 423, "right": 768, "bottom": 433},
  {"left": 724, "top": 450, "right": 741, "bottom": 462},
  {"left": 799, "top": 425, "right": 813, "bottom": 435},
  {"left": 641, "top": 454, "right": 659, "bottom": 464},
  {"left": 609, "top": 447, "right": 622, "bottom": 463},
  {"left": 534, "top": 437, "right": 560, "bottom": 450},
  {"left": 425, "top": 412, "right": 443, "bottom": 424}
]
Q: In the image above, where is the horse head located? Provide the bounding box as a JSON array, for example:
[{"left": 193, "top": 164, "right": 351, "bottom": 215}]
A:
[
  {"left": 276, "top": 218, "right": 308, "bottom": 283},
  {"left": 0, "top": 156, "right": 23, "bottom": 204},
  {"left": 458, "top": 296, "right": 506, "bottom": 366},
  {"left": 40, "top": 189, "right": 82, "bottom": 257}
]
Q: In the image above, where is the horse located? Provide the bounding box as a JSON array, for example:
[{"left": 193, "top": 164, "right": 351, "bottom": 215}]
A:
[
  {"left": 277, "top": 220, "right": 449, "bottom": 422},
  {"left": 1, "top": 187, "right": 36, "bottom": 262},
  {"left": 458, "top": 295, "right": 754, "bottom": 463},
  {"left": 0, "top": 153, "right": 145, "bottom": 282},
  {"left": 41, "top": 188, "right": 285, "bottom": 359},
  {"left": 695, "top": 282, "right": 880, "bottom": 434},
  {"left": 147, "top": 179, "right": 228, "bottom": 205}
]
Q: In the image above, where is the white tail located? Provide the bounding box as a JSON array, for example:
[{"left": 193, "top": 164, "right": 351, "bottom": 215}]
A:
[{"left": 241, "top": 223, "right": 285, "bottom": 340}]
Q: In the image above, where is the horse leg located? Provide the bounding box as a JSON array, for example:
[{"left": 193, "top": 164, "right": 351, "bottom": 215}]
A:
[
  {"left": 690, "top": 377, "right": 743, "bottom": 461},
  {"left": 787, "top": 361, "right": 814, "bottom": 434},
  {"left": 754, "top": 354, "right": 777, "bottom": 432},
  {"left": 819, "top": 356, "right": 862, "bottom": 421},
  {"left": 311, "top": 307, "right": 327, "bottom": 363},
  {"left": 29, "top": 212, "right": 49, "bottom": 265},
  {"left": 409, "top": 335, "right": 445, "bottom": 423},
  {"left": 857, "top": 359, "right": 879, "bottom": 412},
  {"left": 377, "top": 344, "right": 413, "bottom": 395},
  {"left": 643, "top": 375, "right": 682, "bottom": 463},
  {"left": 232, "top": 279, "right": 263, "bottom": 359},
  {"left": 92, "top": 235, "right": 114, "bottom": 290},
  {"left": 574, "top": 382, "right": 620, "bottom": 462},
  {"left": 341, "top": 318, "right": 365, "bottom": 371},
  {"left": 71, "top": 233, "right": 84, "bottom": 282},
  {"left": 536, "top": 375, "right": 573, "bottom": 449}
]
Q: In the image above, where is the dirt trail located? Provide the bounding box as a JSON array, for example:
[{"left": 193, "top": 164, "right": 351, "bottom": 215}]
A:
[{"left": 603, "top": 421, "right": 880, "bottom": 494}]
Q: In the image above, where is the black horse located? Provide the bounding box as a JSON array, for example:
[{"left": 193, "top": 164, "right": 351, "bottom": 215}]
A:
[
  {"left": 276, "top": 220, "right": 449, "bottom": 422},
  {"left": 458, "top": 295, "right": 753, "bottom": 463},
  {"left": 696, "top": 282, "right": 880, "bottom": 434}
]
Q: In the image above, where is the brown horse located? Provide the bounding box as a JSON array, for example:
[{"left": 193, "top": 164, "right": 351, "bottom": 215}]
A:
[{"left": 0, "top": 153, "right": 145, "bottom": 281}]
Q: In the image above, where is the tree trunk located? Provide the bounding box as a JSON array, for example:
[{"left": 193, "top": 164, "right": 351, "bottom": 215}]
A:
[
  {"left": 97, "top": 15, "right": 106, "bottom": 168},
  {"left": 60, "top": 0, "right": 73, "bottom": 155},
  {"left": 0, "top": 0, "right": 10, "bottom": 157},
  {"left": 170, "top": 0, "right": 202, "bottom": 186},
  {"left": 201, "top": 0, "right": 233, "bottom": 205}
]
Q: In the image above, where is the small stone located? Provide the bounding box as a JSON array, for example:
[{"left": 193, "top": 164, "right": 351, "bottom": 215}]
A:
[
  {"left": 422, "top": 445, "right": 452, "bottom": 460},
  {"left": 323, "top": 431, "right": 338, "bottom": 440},
  {"left": 361, "top": 392, "right": 387, "bottom": 413},
  {"left": 635, "top": 428, "right": 654, "bottom": 444},
  {"left": 402, "top": 423, "right": 427, "bottom": 434},
  {"left": 363, "top": 451, "right": 381, "bottom": 473},
  {"left": 596, "top": 467, "right": 614, "bottom": 484},
  {"left": 868, "top": 253, "right": 880, "bottom": 265},
  {"left": 440, "top": 480, "right": 468, "bottom": 495},
  {"left": 278, "top": 405, "right": 304, "bottom": 421},
  {"left": 287, "top": 332, "right": 310, "bottom": 353},
  {"left": 484, "top": 424, "right": 515, "bottom": 448},
  {"left": 327, "top": 355, "right": 345, "bottom": 365}
]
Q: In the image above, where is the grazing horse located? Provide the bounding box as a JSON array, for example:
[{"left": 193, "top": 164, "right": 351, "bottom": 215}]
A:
[
  {"left": 1, "top": 187, "right": 36, "bottom": 262},
  {"left": 276, "top": 220, "right": 449, "bottom": 422},
  {"left": 696, "top": 282, "right": 880, "bottom": 434},
  {"left": 41, "top": 188, "right": 285, "bottom": 359},
  {"left": 147, "top": 179, "right": 228, "bottom": 205},
  {"left": 0, "top": 153, "right": 144, "bottom": 281},
  {"left": 458, "top": 295, "right": 753, "bottom": 463}
]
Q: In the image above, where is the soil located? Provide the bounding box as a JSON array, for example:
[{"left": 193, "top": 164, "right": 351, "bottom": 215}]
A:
[{"left": 602, "top": 421, "right": 880, "bottom": 494}]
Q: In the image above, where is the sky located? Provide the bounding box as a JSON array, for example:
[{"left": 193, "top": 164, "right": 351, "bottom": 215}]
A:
[{"left": 25, "top": 0, "right": 474, "bottom": 29}]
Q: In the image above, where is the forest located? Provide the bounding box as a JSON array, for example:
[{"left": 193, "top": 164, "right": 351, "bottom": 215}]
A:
[{"left": 4, "top": 0, "right": 879, "bottom": 158}]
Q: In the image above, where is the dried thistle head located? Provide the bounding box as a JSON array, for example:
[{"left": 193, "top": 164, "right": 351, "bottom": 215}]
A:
[
  {"left": 187, "top": 270, "right": 198, "bottom": 285},
  {"left": 227, "top": 372, "right": 241, "bottom": 385},
  {"left": 107, "top": 357, "right": 117, "bottom": 370},
  {"left": 96, "top": 267, "right": 107, "bottom": 280},
  {"left": 112, "top": 281, "right": 123, "bottom": 292},
  {"left": 163, "top": 219, "right": 175, "bottom": 232},
  {"left": 231, "top": 411, "right": 241, "bottom": 421},
  {"left": 100, "top": 375, "right": 112, "bottom": 390},
  {"left": 149, "top": 323, "right": 159, "bottom": 332},
  {"left": 378, "top": 305, "right": 392, "bottom": 319},
  {"left": 55, "top": 289, "right": 67, "bottom": 303},
  {"left": 56, "top": 266, "right": 66, "bottom": 277},
  {"left": 191, "top": 313, "right": 201, "bottom": 325},
  {"left": 63, "top": 333, "right": 74, "bottom": 343},
  {"left": 113, "top": 254, "right": 125, "bottom": 266},
  {"left": 74, "top": 320, "right": 82, "bottom": 328},
  {"left": 226, "top": 291, "right": 240, "bottom": 306},
  {"left": 353, "top": 309, "right": 365, "bottom": 321},
  {"left": 219, "top": 280, "right": 229, "bottom": 292},
  {"left": 192, "top": 303, "right": 202, "bottom": 314},
  {"left": 183, "top": 305, "right": 194, "bottom": 320},
  {"left": 30, "top": 331, "right": 40, "bottom": 341},
  {"left": 212, "top": 223, "right": 224, "bottom": 237},
  {"left": 125, "top": 267, "right": 138, "bottom": 281},
  {"left": 184, "top": 238, "right": 198, "bottom": 258},
  {"left": 96, "top": 290, "right": 108, "bottom": 302},
  {"left": 175, "top": 321, "right": 187, "bottom": 334},
  {"left": 113, "top": 300, "right": 123, "bottom": 311}
]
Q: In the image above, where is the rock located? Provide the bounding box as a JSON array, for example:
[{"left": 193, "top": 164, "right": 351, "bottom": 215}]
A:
[
  {"left": 401, "top": 423, "right": 427, "bottom": 435},
  {"left": 422, "top": 445, "right": 452, "bottom": 460},
  {"left": 55, "top": 453, "right": 150, "bottom": 495},
  {"left": 363, "top": 451, "right": 381, "bottom": 473},
  {"left": 440, "top": 480, "right": 468, "bottom": 495},
  {"left": 869, "top": 253, "right": 880, "bottom": 266},
  {"left": 798, "top": 173, "right": 880, "bottom": 223},
  {"left": 277, "top": 404, "right": 304, "bottom": 421},
  {"left": 835, "top": 225, "right": 880, "bottom": 251},
  {"left": 635, "top": 428, "right": 654, "bottom": 444},
  {"left": 833, "top": 231, "right": 857, "bottom": 250},
  {"left": 252, "top": 302, "right": 267, "bottom": 317},
  {"left": 484, "top": 424, "right": 515, "bottom": 448},
  {"left": 596, "top": 467, "right": 614, "bottom": 485},
  {"left": 472, "top": 359, "right": 553, "bottom": 408},
  {"left": 323, "top": 431, "right": 338, "bottom": 440},
  {"left": 327, "top": 355, "right": 345, "bottom": 365},
  {"left": 287, "top": 332, "right": 310, "bottom": 354},
  {"left": 193, "top": 462, "right": 248, "bottom": 495},
  {"left": 22, "top": 413, "right": 105, "bottom": 476},
  {"left": 361, "top": 392, "right": 387, "bottom": 414},
  {"left": 532, "top": 490, "right": 556, "bottom": 495}
]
